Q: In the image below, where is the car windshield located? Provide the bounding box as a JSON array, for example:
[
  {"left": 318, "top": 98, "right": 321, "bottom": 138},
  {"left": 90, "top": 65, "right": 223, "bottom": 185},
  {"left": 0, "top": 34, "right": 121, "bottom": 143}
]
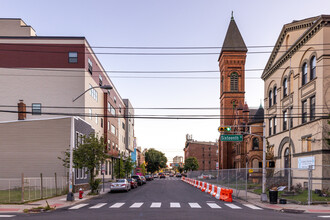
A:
[
  {"left": 117, "top": 179, "right": 125, "bottom": 183},
  {"left": 127, "top": 178, "right": 132, "bottom": 181}
]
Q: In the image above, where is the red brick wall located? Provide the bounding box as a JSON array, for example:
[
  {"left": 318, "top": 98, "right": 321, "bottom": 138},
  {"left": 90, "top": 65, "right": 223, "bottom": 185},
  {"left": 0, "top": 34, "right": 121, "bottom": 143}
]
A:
[{"left": 184, "top": 142, "right": 218, "bottom": 171}]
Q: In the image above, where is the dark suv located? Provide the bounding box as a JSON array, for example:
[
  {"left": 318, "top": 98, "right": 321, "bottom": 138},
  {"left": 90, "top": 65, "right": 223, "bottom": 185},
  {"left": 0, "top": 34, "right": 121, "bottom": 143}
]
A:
[{"left": 131, "top": 175, "right": 143, "bottom": 186}]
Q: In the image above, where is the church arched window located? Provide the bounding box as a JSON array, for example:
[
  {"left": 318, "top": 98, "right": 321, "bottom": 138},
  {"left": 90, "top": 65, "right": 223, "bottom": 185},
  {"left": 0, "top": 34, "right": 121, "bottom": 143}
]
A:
[{"left": 230, "top": 72, "right": 238, "bottom": 91}]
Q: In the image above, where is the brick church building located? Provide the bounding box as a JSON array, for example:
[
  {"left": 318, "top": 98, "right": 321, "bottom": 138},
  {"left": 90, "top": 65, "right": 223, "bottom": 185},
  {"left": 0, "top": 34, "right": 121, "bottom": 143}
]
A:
[{"left": 218, "top": 15, "right": 264, "bottom": 170}]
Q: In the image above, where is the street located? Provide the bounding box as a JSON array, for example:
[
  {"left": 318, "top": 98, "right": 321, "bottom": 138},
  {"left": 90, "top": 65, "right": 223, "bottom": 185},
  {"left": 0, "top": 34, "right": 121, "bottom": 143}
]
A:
[{"left": 6, "top": 177, "right": 324, "bottom": 220}]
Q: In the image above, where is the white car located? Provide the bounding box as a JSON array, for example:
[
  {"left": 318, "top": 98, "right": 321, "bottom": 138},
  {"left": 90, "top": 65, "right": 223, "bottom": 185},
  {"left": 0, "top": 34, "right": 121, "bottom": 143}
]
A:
[{"left": 110, "top": 179, "right": 131, "bottom": 192}]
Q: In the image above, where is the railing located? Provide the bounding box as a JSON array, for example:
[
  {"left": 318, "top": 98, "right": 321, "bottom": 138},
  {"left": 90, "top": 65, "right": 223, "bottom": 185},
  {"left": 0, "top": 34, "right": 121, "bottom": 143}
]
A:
[
  {"left": 187, "top": 166, "right": 330, "bottom": 204},
  {"left": 0, "top": 173, "right": 67, "bottom": 203}
]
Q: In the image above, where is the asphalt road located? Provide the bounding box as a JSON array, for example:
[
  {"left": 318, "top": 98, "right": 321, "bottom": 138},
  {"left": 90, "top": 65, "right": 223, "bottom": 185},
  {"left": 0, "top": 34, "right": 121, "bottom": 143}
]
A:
[{"left": 8, "top": 177, "right": 325, "bottom": 220}]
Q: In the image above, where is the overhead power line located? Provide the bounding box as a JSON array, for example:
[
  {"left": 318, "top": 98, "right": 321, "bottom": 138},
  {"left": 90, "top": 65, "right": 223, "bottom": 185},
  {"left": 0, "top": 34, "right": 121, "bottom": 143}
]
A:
[
  {"left": 1, "top": 104, "right": 329, "bottom": 111},
  {"left": 1, "top": 110, "right": 328, "bottom": 120},
  {"left": 1, "top": 42, "right": 330, "bottom": 49}
]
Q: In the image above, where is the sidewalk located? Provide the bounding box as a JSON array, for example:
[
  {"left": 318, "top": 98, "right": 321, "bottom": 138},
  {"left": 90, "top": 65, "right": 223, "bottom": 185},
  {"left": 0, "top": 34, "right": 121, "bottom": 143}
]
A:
[{"left": 0, "top": 188, "right": 109, "bottom": 213}]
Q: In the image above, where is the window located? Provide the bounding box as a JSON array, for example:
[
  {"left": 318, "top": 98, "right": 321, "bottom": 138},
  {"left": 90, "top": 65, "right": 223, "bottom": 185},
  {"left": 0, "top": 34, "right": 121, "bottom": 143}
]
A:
[
  {"left": 114, "top": 97, "right": 117, "bottom": 104},
  {"left": 68, "top": 52, "right": 78, "bottom": 63},
  {"left": 230, "top": 72, "right": 238, "bottom": 91},
  {"left": 252, "top": 138, "right": 259, "bottom": 150},
  {"left": 122, "top": 122, "right": 125, "bottom": 130},
  {"left": 269, "top": 90, "right": 272, "bottom": 107},
  {"left": 99, "top": 75, "right": 103, "bottom": 86},
  {"left": 302, "top": 100, "right": 307, "bottom": 123},
  {"left": 302, "top": 63, "right": 308, "bottom": 86},
  {"left": 101, "top": 118, "right": 103, "bottom": 128},
  {"left": 89, "top": 84, "right": 98, "bottom": 101},
  {"left": 310, "top": 56, "right": 316, "bottom": 80},
  {"left": 273, "top": 116, "right": 277, "bottom": 135},
  {"left": 119, "top": 105, "right": 122, "bottom": 113},
  {"left": 111, "top": 124, "right": 116, "bottom": 135},
  {"left": 107, "top": 121, "right": 110, "bottom": 131},
  {"left": 283, "top": 110, "right": 287, "bottom": 130},
  {"left": 88, "top": 58, "right": 93, "bottom": 74},
  {"left": 289, "top": 107, "right": 293, "bottom": 128},
  {"left": 89, "top": 109, "right": 92, "bottom": 120},
  {"left": 283, "top": 78, "right": 288, "bottom": 97},
  {"left": 108, "top": 102, "right": 116, "bottom": 115},
  {"left": 269, "top": 118, "right": 272, "bottom": 136},
  {"left": 307, "top": 137, "right": 312, "bottom": 152},
  {"left": 273, "top": 87, "right": 277, "bottom": 105},
  {"left": 32, "top": 103, "right": 41, "bottom": 115},
  {"left": 310, "top": 96, "right": 315, "bottom": 121}
]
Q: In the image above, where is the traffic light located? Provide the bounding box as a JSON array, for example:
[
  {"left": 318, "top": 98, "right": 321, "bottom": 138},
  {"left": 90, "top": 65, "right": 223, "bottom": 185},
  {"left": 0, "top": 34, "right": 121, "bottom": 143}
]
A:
[{"left": 218, "top": 126, "right": 232, "bottom": 132}]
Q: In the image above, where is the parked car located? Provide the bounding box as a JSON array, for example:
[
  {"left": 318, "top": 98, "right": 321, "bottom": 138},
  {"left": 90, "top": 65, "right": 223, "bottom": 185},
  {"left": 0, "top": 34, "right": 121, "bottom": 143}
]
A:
[
  {"left": 131, "top": 175, "right": 143, "bottom": 186},
  {"left": 110, "top": 179, "right": 131, "bottom": 192},
  {"left": 175, "top": 173, "right": 182, "bottom": 178},
  {"left": 141, "top": 176, "right": 147, "bottom": 184},
  {"left": 127, "top": 178, "right": 138, "bottom": 189},
  {"left": 145, "top": 175, "right": 153, "bottom": 181},
  {"left": 169, "top": 173, "right": 174, "bottom": 177},
  {"left": 153, "top": 173, "right": 159, "bottom": 178},
  {"left": 160, "top": 173, "right": 166, "bottom": 179}
]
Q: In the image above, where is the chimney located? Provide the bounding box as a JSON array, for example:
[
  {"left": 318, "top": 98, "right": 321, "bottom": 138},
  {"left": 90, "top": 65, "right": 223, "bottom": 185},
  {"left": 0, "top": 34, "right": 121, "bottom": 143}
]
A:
[{"left": 17, "top": 100, "right": 26, "bottom": 120}]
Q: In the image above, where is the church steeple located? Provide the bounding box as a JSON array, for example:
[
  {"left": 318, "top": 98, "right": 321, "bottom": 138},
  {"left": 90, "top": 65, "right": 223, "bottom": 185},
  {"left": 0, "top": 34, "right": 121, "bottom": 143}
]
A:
[{"left": 219, "top": 14, "right": 247, "bottom": 59}]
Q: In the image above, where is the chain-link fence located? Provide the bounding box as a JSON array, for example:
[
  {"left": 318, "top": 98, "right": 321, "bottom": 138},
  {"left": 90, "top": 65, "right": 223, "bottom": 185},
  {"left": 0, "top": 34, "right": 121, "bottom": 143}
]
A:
[
  {"left": 0, "top": 174, "right": 67, "bottom": 203},
  {"left": 187, "top": 166, "right": 330, "bottom": 204}
]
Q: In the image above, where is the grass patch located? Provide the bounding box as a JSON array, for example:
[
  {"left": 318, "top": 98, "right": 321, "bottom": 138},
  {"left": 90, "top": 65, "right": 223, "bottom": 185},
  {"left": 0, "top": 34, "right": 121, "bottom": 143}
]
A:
[{"left": 252, "top": 189, "right": 329, "bottom": 204}]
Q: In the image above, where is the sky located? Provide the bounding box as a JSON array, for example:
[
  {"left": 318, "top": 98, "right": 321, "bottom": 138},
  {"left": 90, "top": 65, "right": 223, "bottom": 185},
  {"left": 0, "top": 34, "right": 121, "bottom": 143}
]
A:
[{"left": 1, "top": 0, "right": 329, "bottom": 162}]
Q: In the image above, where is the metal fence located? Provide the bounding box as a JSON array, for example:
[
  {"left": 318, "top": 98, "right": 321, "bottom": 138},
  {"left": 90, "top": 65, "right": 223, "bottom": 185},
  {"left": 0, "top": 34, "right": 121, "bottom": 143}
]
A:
[
  {"left": 0, "top": 174, "right": 68, "bottom": 203},
  {"left": 187, "top": 166, "right": 330, "bottom": 205}
]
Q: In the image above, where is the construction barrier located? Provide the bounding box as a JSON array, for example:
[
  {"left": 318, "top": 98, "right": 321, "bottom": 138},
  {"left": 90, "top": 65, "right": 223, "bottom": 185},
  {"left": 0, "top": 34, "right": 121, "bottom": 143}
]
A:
[
  {"left": 201, "top": 182, "right": 207, "bottom": 192},
  {"left": 207, "top": 184, "right": 212, "bottom": 194},
  {"left": 181, "top": 178, "right": 233, "bottom": 203}
]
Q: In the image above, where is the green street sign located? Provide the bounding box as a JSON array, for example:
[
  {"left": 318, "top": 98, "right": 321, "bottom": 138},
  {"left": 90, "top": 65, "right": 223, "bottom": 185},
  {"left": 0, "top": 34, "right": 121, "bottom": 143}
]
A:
[{"left": 221, "top": 134, "right": 243, "bottom": 142}]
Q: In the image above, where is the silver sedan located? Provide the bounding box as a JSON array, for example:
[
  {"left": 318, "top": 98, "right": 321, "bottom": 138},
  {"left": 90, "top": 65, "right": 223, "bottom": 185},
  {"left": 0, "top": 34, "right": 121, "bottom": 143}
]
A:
[{"left": 110, "top": 179, "right": 131, "bottom": 192}]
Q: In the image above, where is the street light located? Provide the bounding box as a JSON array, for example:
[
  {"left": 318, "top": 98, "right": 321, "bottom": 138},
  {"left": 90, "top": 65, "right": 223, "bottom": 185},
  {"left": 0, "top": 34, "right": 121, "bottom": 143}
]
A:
[
  {"left": 72, "top": 85, "right": 113, "bottom": 102},
  {"left": 67, "top": 85, "right": 113, "bottom": 201}
]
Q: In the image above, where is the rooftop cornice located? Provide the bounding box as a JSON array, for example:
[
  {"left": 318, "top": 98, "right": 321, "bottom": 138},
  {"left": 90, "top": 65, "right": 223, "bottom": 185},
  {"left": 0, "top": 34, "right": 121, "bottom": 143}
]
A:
[{"left": 261, "top": 15, "right": 330, "bottom": 80}]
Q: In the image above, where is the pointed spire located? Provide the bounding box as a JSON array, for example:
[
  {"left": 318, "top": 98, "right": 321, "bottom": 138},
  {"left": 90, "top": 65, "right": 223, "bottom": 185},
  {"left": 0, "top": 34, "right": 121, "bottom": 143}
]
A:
[
  {"left": 231, "top": 11, "right": 234, "bottom": 21},
  {"left": 259, "top": 99, "right": 263, "bottom": 108},
  {"left": 219, "top": 14, "right": 247, "bottom": 58}
]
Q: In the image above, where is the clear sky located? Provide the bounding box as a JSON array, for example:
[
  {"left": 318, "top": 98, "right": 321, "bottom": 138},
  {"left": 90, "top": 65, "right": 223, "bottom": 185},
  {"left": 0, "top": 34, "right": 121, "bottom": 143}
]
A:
[{"left": 1, "top": 0, "right": 329, "bottom": 162}]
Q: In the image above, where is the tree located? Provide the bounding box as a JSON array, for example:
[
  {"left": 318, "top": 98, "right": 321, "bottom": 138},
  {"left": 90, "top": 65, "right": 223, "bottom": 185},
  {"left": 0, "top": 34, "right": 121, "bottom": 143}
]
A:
[
  {"left": 144, "top": 148, "right": 167, "bottom": 173},
  {"left": 124, "top": 156, "right": 135, "bottom": 178},
  {"left": 114, "top": 155, "right": 125, "bottom": 179},
  {"left": 140, "top": 162, "right": 146, "bottom": 175},
  {"left": 178, "top": 166, "right": 184, "bottom": 173},
  {"left": 184, "top": 157, "right": 199, "bottom": 171},
  {"left": 59, "top": 134, "right": 108, "bottom": 194}
]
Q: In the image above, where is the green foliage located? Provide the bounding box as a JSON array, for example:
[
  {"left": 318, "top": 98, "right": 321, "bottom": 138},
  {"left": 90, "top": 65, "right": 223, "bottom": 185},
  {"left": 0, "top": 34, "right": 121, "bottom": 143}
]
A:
[
  {"left": 144, "top": 148, "right": 167, "bottom": 173},
  {"left": 184, "top": 157, "right": 199, "bottom": 171},
  {"left": 114, "top": 156, "right": 125, "bottom": 179},
  {"left": 124, "top": 156, "right": 135, "bottom": 177},
  {"left": 140, "top": 163, "right": 146, "bottom": 175},
  {"left": 89, "top": 179, "right": 101, "bottom": 193},
  {"left": 178, "top": 166, "right": 184, "bottom": 173},
  {"left": 58, "top": 133, "right": 108, "bottom": 194}
]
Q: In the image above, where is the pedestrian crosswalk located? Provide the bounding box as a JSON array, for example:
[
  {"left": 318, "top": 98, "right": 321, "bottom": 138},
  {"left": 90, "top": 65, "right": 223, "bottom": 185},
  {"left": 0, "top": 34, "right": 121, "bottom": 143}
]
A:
[{"left": 68, "top": 202, "right": 263, "bottom": 211}]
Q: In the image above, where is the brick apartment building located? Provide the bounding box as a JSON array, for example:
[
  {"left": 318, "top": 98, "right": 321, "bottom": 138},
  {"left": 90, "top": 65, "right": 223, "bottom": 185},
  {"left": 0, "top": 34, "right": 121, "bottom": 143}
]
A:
[
  {"left": 0, "top": 18, "right": 135, "bottom": 182},
  {"left": 184, "top": 135, "right": 218, "bottom": 171}
]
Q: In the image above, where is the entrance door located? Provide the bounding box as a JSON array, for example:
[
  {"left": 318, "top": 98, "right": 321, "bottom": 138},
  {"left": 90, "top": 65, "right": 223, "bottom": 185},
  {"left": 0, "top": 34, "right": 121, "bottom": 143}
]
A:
[{"left": 284, "top": 148, "right": 291, "bottom": 177}]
